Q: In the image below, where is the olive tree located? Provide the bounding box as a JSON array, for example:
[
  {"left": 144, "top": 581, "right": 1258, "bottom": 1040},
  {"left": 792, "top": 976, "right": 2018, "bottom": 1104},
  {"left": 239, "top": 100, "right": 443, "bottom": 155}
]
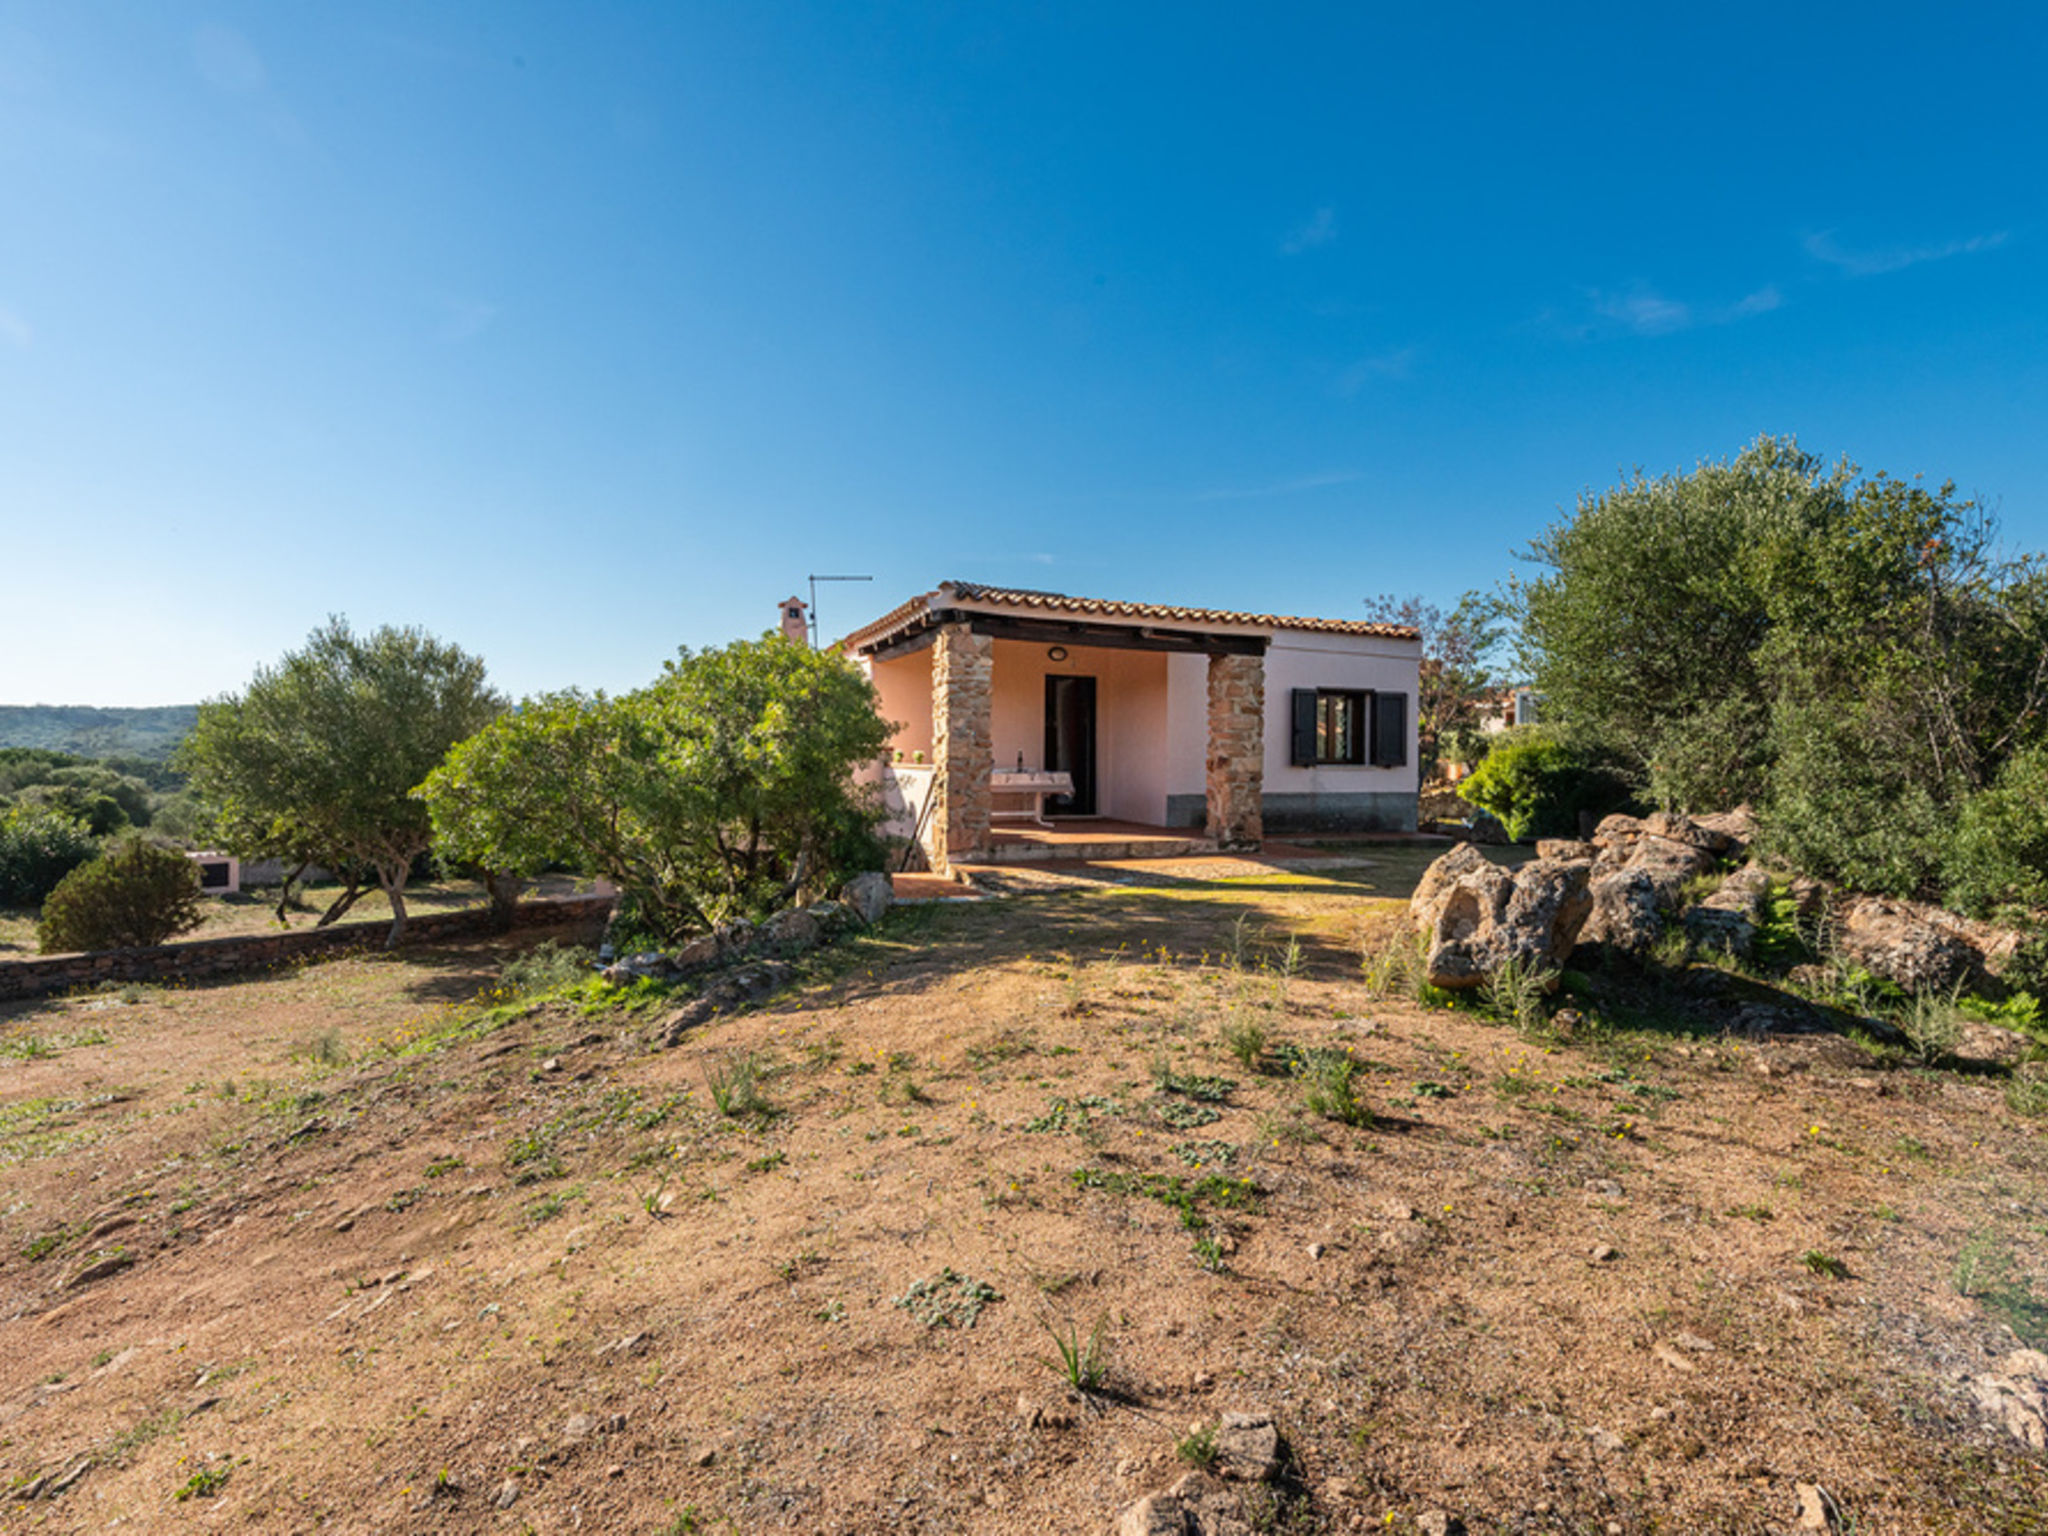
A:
[
  {"left": 421, "top": 637, "right": 891, "bottom": 943},
  {"left": 178, "top": 619, "right": 504, "bottom": 945}
]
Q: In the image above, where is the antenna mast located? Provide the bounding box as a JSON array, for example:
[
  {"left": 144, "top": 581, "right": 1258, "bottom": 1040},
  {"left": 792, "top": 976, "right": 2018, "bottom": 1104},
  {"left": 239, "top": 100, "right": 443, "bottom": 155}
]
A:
[{"left": 806, "top": 574, "right": 873, "bottom": 649}]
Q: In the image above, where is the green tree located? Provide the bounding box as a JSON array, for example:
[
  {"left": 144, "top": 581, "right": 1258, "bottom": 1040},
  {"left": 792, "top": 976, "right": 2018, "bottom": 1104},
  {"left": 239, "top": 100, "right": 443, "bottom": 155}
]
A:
[
  {"left": 1360, "top": 591, "right": 1503, "bottom": 781},
  {"left": 0, "top": 805, "right": 99, "bottom": 907},
  {"left": 177, "top": 619, "right": 503, "bottom": 946},
  {"left": 37, "top": 838, "right": 203, "bottom": 953},
  {"left": 422, "top": 636, "right": 891, "bottom": 943},
  {"left": 1512, "top": 436, "right": 2048, "bottom": 897}
]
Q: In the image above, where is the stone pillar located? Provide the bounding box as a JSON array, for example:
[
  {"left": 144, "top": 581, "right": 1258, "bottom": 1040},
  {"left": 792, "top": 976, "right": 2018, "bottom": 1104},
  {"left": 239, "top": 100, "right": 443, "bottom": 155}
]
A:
[
  {"left": 931, "top": 623, "right": 993, "bottom": 872},
  {"left": 1205, "top": 652, "right": 1264, "bottom": 850}
]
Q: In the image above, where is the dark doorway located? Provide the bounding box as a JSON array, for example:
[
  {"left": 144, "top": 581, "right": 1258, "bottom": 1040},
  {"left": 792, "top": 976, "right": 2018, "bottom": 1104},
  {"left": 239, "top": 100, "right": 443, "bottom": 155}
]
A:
[{"left": 1044, "top": 675, "right": 1098, "bottom": 815}]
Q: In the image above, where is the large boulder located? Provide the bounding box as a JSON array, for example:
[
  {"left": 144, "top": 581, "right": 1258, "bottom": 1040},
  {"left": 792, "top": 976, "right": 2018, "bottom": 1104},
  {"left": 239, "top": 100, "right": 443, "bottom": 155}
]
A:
[
  {"left": 1581, "top": 868, "right": 1663, "bottom": 955},
  {"left": 1410, "top": 847, "right": 1593, "bottom": 990},
  {"left": 842, "top": 871, "right": 894, "bottom": 926},
  {"left": 1836, "top": 896, "right": 1984, "bottom": 995},
  {"left": 1683, "top": 862, "right": 1774, "bottom": 958}
]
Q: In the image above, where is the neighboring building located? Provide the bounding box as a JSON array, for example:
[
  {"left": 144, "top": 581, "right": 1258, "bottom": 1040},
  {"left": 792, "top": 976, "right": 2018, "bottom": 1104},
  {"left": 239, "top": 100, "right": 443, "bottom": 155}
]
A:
[{"left": 838, "top": 582, "right": 1422, "bottom": 872}]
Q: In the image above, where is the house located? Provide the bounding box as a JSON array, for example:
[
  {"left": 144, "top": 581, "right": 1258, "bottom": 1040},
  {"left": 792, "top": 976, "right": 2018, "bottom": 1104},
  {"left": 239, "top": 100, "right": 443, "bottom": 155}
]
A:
[{"left": 838, "top": 582, "right": 1422, "bottom": 872}]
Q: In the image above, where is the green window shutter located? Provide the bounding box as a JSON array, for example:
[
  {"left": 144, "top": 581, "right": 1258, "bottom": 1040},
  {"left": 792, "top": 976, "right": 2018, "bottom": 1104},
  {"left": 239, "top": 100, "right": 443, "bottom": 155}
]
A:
[
  {"left": 1290, "top": 690, "right": 1317, "bottom": 766},
  {"left": 1371, "top": 691, "right": 1407, "bottom": 767}
]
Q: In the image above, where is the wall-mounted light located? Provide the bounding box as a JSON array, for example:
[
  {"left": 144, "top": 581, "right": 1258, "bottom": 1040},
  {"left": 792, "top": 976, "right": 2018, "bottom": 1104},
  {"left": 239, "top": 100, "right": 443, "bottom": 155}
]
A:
[{"left": 1047, "top": 646, "right": 1068, "bottom": 662}]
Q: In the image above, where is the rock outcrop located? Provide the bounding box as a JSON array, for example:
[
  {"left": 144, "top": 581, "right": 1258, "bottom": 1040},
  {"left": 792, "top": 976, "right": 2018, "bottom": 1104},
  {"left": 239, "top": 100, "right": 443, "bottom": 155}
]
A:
[{"left": 1410, "top": 844, "right": 1593, "bottom": 989}]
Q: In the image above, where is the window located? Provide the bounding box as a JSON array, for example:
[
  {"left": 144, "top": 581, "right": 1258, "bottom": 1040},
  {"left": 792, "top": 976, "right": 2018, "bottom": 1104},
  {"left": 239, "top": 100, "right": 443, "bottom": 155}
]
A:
[
  {"left": 1290, "top": 688, "right": 1408, "bottom": 768},
  {"left": 1315, "top": 689, "right": 1366, "bottom": 765}
]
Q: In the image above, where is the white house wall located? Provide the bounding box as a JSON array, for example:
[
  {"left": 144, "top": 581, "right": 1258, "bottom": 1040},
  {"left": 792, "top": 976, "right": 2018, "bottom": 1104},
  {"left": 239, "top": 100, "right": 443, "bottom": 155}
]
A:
[{"left": 1258, "top": 632, "right": 1420, "bottom": 832}]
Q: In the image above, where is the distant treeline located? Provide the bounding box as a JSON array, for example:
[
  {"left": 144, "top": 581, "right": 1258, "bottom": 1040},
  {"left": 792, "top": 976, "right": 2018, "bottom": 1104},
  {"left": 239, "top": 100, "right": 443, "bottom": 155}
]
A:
[{"left": 0, "top": 705, "right": 197, "bottom": 761}]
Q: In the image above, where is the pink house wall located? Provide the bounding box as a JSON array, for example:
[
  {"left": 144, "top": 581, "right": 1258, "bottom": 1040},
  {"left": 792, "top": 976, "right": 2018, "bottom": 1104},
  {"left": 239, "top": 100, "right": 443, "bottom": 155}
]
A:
[{"left": 987, "top": 640, "right": 1171, "bottom": 823}]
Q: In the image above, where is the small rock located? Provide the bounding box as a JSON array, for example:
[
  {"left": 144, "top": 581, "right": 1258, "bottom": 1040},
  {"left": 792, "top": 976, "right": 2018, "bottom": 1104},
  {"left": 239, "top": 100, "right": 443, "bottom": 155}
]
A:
[
  {"left": 563, "top": 1412, "right": 595, "bottom": 1441},
  {"left": 1795, "top": 1481, "right": 1836, "bottom": 1530},
  {"left": 604, "top": 1463, "right": 625, "bottom": 1479},
  {"left": 1590, "top": 1244, "right": 1618, "bottom": 1263},
  {"left": 493, "top": 1480, "right": 519, "bottom": 1510},
  {"left": 1192, "top": 1371, "right": 1216, "bottom": 1391},
  {"left": 1382, "top": 1201, "right": 1418, "bottom": 1222},
  {"left": 1307, "top": 1243, "right": 1326, "bottom": 1261},
  {"left": 1416, "top": 1512, "right": 1464, "bottom": 1536},
  {"left": 691, "top": 1447, "right": 716, "bottom": 1468},
  {"left": 1115, "top": 1491, "right": 1187, "bottom": 1536},
  {"left": 540, "top": 1057, "right": 562, "bottom": 1074},
  {"left": 333, "top": 1216, "right": 354, "bottom": 1233},
  {"left": 1213, "top": 1411, "right": 1280, "bottom": 1482},
  {"left": 1587, "top": 1426, "right": 1625, "bottom": 1453},
  {"left": 1116, "top": 1458, "right": 1140, "bottom": 1478},
  {"left": 1673, "top": 1331, "right": 1716, "bottom": 1353},
  {"left": 1652, "top": 1341, "right": 1698, "bottom": 1373},
  {"left": 604, "top": 1412, "right": 627, "bottom": 1434}
]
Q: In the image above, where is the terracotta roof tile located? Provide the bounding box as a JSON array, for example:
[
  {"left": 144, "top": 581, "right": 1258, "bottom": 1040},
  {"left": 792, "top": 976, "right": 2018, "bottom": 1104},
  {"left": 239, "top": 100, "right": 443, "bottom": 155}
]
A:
[{"left": 839, "top": 582, "right": 1420, "bottom": 650}]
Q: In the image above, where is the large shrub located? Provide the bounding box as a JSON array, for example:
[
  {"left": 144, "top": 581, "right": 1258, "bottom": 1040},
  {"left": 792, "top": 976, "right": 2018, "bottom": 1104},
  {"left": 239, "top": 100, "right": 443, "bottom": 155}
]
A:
[
  {"left": 1945, "top": 743, "right": 2048, "bottom": 920},
  {"left": 0, "top": 806, "right": 99, "bottom": 906},
  {"left": 422, "top": 636, "right": 891, "bottom": 942},
  {"left": 37, "top": 839, "right": 204, "bottom": 954},
  {"left": 1456, "top": 730, "right": 1634, "bottom": 843}
]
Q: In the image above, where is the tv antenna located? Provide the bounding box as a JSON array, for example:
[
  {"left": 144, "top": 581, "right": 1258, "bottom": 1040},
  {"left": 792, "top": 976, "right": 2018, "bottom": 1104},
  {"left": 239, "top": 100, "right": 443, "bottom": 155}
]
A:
[{"left": 807, "top": 574, "right": 873, "bottom": 649}]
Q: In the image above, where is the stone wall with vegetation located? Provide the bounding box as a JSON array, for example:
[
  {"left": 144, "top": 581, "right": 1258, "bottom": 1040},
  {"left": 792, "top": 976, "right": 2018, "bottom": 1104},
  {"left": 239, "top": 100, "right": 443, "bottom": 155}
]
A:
[{"left": 0, "top": 894, "right": 614, "bottom": 1003}]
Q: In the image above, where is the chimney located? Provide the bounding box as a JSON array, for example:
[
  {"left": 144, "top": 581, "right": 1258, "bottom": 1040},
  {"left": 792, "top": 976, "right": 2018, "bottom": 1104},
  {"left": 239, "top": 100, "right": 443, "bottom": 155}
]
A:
[{"left": 779, "top": 596, "right": 810, "bottom": 646}]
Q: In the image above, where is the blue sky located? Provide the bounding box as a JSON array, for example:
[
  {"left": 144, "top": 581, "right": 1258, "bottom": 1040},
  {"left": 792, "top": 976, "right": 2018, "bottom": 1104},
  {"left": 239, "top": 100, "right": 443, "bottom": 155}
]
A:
[{"left": 3, "top": 3, "right": 2043, "bottom": 704}]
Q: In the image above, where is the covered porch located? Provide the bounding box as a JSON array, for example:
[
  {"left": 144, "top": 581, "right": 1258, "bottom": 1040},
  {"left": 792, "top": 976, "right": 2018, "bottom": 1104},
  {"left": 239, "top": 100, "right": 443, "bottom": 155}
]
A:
[{"left": 849, "top": 590, "right": 1269, "bottom": 874}]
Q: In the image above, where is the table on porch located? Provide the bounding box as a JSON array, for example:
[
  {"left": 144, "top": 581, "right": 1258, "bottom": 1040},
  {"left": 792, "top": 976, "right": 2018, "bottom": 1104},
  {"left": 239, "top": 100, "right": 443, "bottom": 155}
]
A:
[{"left": 989, "top": 769, "right": 1074, "bottom": 829}]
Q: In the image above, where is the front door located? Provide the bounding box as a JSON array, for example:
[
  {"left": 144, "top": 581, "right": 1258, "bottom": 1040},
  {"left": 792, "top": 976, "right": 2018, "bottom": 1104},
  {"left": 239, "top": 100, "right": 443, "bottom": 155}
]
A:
[{"left": 1044, "top": 675, "right": 1097, "bottom": 816}]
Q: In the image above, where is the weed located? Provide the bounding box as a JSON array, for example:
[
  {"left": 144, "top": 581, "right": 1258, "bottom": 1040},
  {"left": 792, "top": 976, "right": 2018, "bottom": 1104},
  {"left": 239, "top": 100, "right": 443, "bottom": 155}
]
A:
[
  {"left": 965, "top": 1031, "right": 1035, "bottom": 1070},
  {"left": 175, "top": 1465, "right": 231, "bottom": 1501},
  {"left": 422, "top": 1155, "right": 466, "bottom": 1178},
  {"left": 1170, "top": 1139, "right": 1238, "bottom": 1168},
  {"left": 20, "top": 1224, "right": 72, "bottom": 1262},
  {"left": 1480, "top": 955, "right": 1557, "bottom": 1036},
  {"left": 1176, "top": 1423, "right": 1219, "bottom": 1468},
  {"left": 2007, "top": 1068, "right": 2048, "bottom": 1118},
  {"left": 524, "top": 1185, "right": 583, "bottom": 1225},
  {"left": 499, "top": 941, "right": 595, "bottom": 997},
  {"left": 1152, "top": 1058, "right": 1236, "bottom": 1102},
  {"left": 1154, "top": 1098, "right": 1223, "bottom": 1130},
  {"left": 1726, "top": 1203, "right": 1775, "bottom": 1222},
  {"left": 1192, "top": 1233, "right": 1228, "bottom": 1272},
  {"left": 745, "top": 1150, "right": 787, "bottom": 1174},
  {"left": 1802, "top": 1250, "right": 1850, "bottom": 1280},
  {"left": 641, "top": 1175, "right": 671, "bottom": 1217},
  {"left": 295, "top": 1028, "right": 348, "bottom": 1067},
  {"left": 892, "top": 1268, "right": 1001, "bottom": 1329},
  {"left": 1071, "top": 1166, "right": 1260, "bottom": 1230},
  {"left": 384, "top": 1187, "right": 425, "bottom": 1213},
  {"left": 707, "top": 1051, "right": 771, "bottom": 1120},
  {"left": 1360, "top": 926, "right": 1429, "bottom": 1002},
  {"left": 1898, "top": 988, "right": 1967, "bottom": 1066},
  {"left": 1220, "top": 1011, "right": 1269, "bottom": 1073},
  {"left": 505, "top": 1128, "right": 565, "bottom": 1185},
  {"left": 1413, "top": 1080, "right": 1455, "bottom": 1100},
  {"left": 1955, "top": 1234, "right": 2048, "bottom": 1347},
  {"left": 1041, "top": 1315, "right": 1111, "bottom": 1392},
  {"left": 1290, "top": 1046, "right": 1371, "bottom": 1127},
  {"left": 1257, "top": 1109, "right": 1323, "bottom": 1147}
]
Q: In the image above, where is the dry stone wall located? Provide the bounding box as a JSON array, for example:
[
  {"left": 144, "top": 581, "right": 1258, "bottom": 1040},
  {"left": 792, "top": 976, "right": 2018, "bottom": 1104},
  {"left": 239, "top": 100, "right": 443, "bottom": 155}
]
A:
[{"left": 0, "top": 894, "right": 614, "bottom": 1003}]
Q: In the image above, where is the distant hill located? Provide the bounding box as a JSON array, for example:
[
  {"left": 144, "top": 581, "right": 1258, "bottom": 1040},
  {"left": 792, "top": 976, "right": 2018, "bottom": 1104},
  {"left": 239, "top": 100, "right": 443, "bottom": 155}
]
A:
[{"left": 0, "top": 705, "right": 198, "bottom": 761}]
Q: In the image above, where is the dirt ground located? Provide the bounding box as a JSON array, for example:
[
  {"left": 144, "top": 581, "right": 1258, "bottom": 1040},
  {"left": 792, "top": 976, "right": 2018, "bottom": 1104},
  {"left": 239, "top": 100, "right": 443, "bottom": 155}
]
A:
[{"left": 1, "top": 854, "right": 2044, "bottom": 1534}]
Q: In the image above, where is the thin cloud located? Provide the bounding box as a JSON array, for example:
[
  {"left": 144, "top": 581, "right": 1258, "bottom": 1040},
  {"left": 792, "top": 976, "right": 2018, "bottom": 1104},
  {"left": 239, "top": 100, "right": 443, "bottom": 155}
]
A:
[
  {"left": 1804, "top": 228, "right": 2008, "bottom": 277},
  {"left": 0, "top": 306, "right": 29, "bottom": 348},
  {"left": 1281, "top": 206, "right": 1337, "bottom": 255},
  {"left": 1591, "top": 286, "right": 1691, "bottom": 336},
  {"left": 1334, "top": 348, "right": 1415, "bottom": 395},
  {"left": 1197, "top": 470, "right": 1361, "bottom": 502},
  {"left": 1726, "top": 285, "right": 1784, "bottom": 318}
]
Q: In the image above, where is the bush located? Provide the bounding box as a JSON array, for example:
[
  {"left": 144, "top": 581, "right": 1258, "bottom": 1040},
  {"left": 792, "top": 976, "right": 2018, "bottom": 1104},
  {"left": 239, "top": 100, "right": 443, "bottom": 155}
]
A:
[
  {"left": 1457, "top": 730, "right": 1634, "bottom": 843},
  {"left": 1945, "top": 743, "right": 2048, "bottom": 920},
  {"left": 37, "top": 840, "right": 204, "bottom": 953},
  {"left": 0, "top": 806, "right": 99, "bottom": 906}
]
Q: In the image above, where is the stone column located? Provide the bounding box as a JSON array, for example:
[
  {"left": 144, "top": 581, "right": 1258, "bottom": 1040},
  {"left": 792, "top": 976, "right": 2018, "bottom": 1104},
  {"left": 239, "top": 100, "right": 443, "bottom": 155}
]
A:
[
  {"left": 1205, "top": 652, "right": 1264, "bottom": 850},
  {"left": 931, "top": 623, "right": 993, "bottom": 872}
]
